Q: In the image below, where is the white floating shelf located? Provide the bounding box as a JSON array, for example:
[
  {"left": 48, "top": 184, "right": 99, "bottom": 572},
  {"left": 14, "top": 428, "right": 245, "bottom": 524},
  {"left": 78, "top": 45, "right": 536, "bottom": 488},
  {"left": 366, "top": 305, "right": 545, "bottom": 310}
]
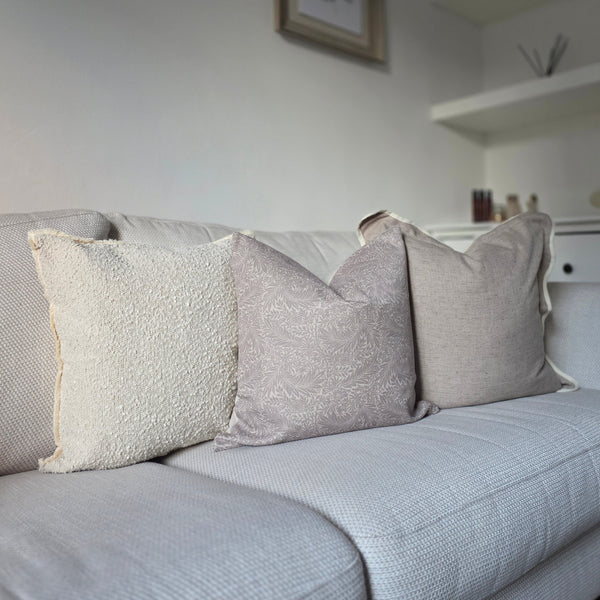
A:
[{"left": 431, "top": 62, "right": 600, "bottom": 134}]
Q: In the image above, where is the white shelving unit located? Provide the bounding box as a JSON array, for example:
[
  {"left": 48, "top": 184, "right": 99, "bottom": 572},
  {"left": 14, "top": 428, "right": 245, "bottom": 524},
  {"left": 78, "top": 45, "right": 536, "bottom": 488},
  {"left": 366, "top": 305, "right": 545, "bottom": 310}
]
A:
[{"left": 430, "top": 62, "right": 600, "bottom": 134}]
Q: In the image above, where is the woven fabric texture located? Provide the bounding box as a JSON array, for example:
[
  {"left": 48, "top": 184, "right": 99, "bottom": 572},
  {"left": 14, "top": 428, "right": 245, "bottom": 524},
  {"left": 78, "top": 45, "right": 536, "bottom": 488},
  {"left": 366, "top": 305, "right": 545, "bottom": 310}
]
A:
[
  {"left": 0, "top": 210, "right": 110, "bottom": 476},
  {"left": 358, "top": 211, "right": 576, "bottom": 408},
  {"left": 0, "top": 463, "right": 366, "bottom": 600},
  {"left": 546, "top": 282, "right": 600, "bottom": 390},
  {"left": 216, "top": 229, "right": 437, "bottom": 450},
  {"left": 164, "top": 389, "right": 600, "bottom": 600},
  {"left": 30, "top": 231, "right": 238, "bottom": 472},
  {"left": 488, "top": 524, "right": 600, "bottom": 600}
]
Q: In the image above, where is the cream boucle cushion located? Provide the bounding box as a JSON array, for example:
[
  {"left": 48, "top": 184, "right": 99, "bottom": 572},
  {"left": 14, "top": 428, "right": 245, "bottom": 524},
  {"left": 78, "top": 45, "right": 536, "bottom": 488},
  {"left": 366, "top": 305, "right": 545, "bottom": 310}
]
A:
[{"left": 29, "top": 230, "right": 237, "bottom": 473}]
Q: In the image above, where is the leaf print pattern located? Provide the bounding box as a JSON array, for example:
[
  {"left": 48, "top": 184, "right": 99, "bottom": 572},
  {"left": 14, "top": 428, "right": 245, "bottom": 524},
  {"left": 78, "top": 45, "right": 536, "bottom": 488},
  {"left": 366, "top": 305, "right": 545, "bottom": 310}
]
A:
[{"left": 214, "top": 228, "right": 439, "bottom": 451}]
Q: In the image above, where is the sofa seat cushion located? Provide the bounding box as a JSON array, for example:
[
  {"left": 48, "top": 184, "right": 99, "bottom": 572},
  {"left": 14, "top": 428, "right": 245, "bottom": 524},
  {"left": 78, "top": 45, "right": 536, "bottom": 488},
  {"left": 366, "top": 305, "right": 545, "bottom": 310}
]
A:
[
  {"left": 0, "top": 463, "right": 366, "bottom": 600},
  {"left": 162, "top": 389, "right": 600, "bottom": 600}
]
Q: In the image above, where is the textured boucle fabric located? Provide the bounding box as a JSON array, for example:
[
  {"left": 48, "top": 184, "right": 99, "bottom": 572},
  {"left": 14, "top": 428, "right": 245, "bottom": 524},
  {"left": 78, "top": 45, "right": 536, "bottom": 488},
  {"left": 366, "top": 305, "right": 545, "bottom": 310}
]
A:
[
  {"left": 358, "top": 210, "right": 577, "bottom": 408},
  {"left": 215, "top": 229, "right": 437, "bottom": 450},
  {"left": 29, "top": 230, "right": 238, "bottom": 473},
  {"left": 164, "top": 389, "right": 600, "bottom": 600},
  {"left": 0, "top": 463, "right": 367, "bottom": 600},
  {"left": 0, "top": 210, "right": 110, "bottom": 476}
]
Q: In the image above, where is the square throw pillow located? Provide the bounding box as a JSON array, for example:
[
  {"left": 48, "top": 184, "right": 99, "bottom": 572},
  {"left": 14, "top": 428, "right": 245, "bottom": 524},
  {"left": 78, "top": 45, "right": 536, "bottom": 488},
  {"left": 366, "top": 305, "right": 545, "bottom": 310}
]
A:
[
  {"left": 214, "top": 229, "right": 438, "bottom": 451},
  {"left": 29, "top": 230, "right": 238, "bottom": 472},
  {"left": 358, "top": 211, "right": 578, "bottom": 408},
  {"left": 0, "top": 210, "right": 110, "bottom": 476}
]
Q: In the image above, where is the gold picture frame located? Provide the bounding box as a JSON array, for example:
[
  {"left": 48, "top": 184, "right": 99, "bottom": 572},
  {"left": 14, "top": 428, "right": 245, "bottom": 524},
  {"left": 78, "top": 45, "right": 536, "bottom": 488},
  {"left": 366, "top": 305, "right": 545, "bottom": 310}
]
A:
[{"left": 275, "top": 0, "right": 385, "bottom": 63}]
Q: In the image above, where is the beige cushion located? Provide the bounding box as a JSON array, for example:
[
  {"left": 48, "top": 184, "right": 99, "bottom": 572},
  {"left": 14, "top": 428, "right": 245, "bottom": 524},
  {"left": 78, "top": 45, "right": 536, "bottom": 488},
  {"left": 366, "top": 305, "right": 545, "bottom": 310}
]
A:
[
  {"left": 29, "top": 230, "right": 237, "bottom": 472},
  {"left": 358, "top": 211, "right": 577, "bottom": 408},
  {"left": 0, "top": 210, "right": 110, "bottom": 475}
]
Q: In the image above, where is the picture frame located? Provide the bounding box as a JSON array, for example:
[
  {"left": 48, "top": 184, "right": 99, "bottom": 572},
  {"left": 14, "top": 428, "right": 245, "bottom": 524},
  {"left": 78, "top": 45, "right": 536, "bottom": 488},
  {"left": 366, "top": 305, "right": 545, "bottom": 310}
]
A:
[{"left": 274, "top": 0, "right": 385, "bottom": 63}]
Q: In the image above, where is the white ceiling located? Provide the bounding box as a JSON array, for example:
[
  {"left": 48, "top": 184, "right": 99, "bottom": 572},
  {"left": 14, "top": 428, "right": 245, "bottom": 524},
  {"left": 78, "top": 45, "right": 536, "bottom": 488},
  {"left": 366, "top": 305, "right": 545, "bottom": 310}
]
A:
[{"left": 433, "top": 0, "right": 566, "bottom": 26}]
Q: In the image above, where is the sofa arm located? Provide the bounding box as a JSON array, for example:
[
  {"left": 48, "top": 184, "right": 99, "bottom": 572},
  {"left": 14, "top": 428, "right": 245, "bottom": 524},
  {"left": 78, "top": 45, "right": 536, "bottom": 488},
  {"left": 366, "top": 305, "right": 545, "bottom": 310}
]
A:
[{"left": 546, "top": 282, "right": 600, "bottom": 389}]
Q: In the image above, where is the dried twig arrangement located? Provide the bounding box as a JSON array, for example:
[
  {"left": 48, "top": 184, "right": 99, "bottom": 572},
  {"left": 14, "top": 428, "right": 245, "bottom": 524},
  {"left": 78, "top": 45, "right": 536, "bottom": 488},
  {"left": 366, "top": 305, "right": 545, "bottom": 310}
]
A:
[{"left": 518, "top": 34, "right": 568, "bottom": 77}]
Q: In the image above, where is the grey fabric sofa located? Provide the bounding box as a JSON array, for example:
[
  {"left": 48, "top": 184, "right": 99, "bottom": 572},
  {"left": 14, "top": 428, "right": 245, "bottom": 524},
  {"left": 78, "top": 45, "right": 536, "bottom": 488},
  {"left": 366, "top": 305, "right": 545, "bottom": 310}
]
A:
[{"left": 1, "top": 210, "right": 599, "bottom": 600}]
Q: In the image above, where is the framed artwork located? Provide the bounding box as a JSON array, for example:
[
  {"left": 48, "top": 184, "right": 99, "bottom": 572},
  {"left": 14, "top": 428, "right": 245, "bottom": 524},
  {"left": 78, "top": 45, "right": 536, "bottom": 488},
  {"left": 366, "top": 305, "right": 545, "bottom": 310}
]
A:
[{"left": 274, "top": 0, "right": 385, "bottom": 62}]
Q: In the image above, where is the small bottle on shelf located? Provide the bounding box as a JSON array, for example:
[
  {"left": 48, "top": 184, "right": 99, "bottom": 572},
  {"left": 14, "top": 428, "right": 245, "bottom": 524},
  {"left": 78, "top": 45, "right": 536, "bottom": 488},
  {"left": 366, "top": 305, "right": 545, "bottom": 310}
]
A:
[
  {"left": 492, "top": 204, "right": 505, "bottom": 222},
  {"left": 506, "top": 194, "right": 522, "bottom": 218},
  {"left": 472, "top": 189, "right": 480, "bottom": 222},
  {"left": 472, "top": 189, "right": 494, "bottom": 222},
  {"left": 485, "top": 190, "right": 493, "bottom": 221},
  {"left": 527, "top": 194, "right": 538, "bottom": 212}
]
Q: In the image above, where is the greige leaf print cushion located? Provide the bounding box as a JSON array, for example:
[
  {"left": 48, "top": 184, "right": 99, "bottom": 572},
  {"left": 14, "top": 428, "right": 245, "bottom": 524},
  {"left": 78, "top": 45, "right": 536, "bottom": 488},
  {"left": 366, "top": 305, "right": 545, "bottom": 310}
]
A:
[{"left": 214, "top": 229, "right": 438, "bottom": 451}]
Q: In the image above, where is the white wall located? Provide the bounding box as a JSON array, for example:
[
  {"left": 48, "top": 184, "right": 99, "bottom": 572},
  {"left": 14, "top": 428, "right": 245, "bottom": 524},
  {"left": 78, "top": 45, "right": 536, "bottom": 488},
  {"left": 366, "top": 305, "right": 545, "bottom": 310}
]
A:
[
  {"left": 0, "top": 0, "right": 483, "bottom": 230},
  {"left": 482, "top": 0, "right": 600, "bottom": 218}
]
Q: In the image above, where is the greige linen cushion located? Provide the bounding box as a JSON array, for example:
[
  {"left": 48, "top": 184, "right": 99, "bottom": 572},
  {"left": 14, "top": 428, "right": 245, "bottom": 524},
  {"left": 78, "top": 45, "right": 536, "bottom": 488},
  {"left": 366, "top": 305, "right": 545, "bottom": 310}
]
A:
[
  {"left": 29, "top": 230, "right": 238, "bottom": 472},
  {"left": 358, "top": 211, "right": 577, "bottom": 408},
  {"left": 214, "top": 229, "right": 438, "bottom": 451},
  {"left": 0, "top": 210, "right": 110, "bottom": 476}
]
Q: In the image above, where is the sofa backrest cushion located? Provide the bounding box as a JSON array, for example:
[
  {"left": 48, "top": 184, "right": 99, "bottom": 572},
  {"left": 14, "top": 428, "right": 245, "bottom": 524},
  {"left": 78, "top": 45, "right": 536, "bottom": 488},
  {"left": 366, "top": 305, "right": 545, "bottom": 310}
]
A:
[
  {"left": 0, "top": 210, "right": 110, "bottom": 475},
  {"left": 106, "top": 213, "right": 238, "bottom": 246},
  {"left": 105, "top": 213, "right": 360, "bottom": 283},
  {"left": 29, "top": 230, "right": 238, "bottom": 473},
  {"left": 546, "top": 282, "right": 600, "bottom": 389},
  {"left": 253, "top": 230, "right": 360, "bottom": 283}
]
